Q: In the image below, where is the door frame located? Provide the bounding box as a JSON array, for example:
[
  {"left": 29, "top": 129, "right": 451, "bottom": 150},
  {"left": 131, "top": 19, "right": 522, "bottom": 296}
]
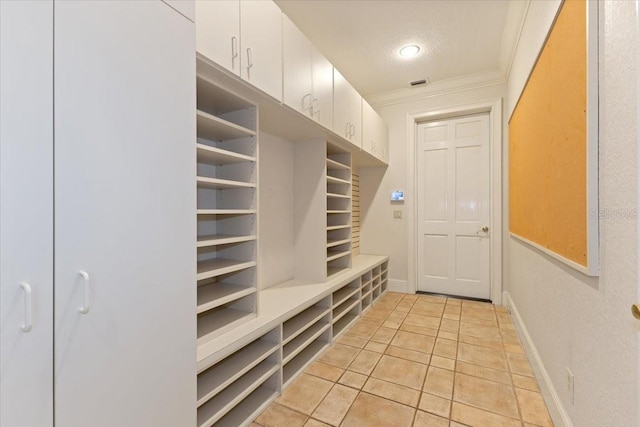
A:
[{"left": 407, "top": 99, "right": 503, "bottom": 304}]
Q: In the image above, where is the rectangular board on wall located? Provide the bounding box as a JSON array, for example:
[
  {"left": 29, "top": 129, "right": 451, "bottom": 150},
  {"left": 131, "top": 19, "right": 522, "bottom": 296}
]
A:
[{"left": 509, "top": 0, "right": 599, "bottom": 276}]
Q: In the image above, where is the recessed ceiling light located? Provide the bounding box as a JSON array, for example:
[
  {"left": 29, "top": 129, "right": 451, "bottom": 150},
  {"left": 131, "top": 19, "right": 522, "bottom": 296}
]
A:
[{"left": 399, "top": 44, "right": 421, "bottom": 58}]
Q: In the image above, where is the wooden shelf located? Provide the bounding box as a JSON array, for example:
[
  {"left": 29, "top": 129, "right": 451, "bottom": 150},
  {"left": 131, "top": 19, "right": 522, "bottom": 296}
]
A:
[
  {"left": 197, "top": 282, "right": 256, "bottom": 314},
  {"left": 282, "top": 306, "right": 329, "bottom": 345},
  {"left": 197, "top": 209, "right": 257, "bottom": 216},
  {"left": 327, "top": 224, "right": 351, "bottom": 231},
  {"left": 197, "top": 258, "right": 257, "bottom": 281},
  {"left": 327, "top": 238, "right": 351, "bottom": 248},
  {"left": 197, "top": 339, "right": 278, "bottom": 407},
  {"left": 283, "top": 321, "right": 330, "bottom": 364},
  {"left": 213, "top": 385, "right": 278, "bottom": 427},
  {"left": 197, "top": 143, "right": 255, "bottom": 165},
  {"left": 198, "top": 307, "right": 255, "bottom": 344},
  {"left": 327, "top": 266, "right": 350, "bottom": 278},
  {"left": 197, "top": 74, "right": 256, "bottom": 118},
  {"left": 333, "top": 312, "right": 358, "bottom": 338},
  {"left": 333, "top": 298, "right": 360, "bottom": 324},
  {"left": 197, "top": 176, "right": 256, "bottom": 190},
  {"left": 283, "top": 340, "right": 330, "bottom": 387},
  {"left": 326, "top": 210, "right": 350, "bottom": 214},
  {"left": 197, "top": 360, "right": 278, "bottom": 427},
  {"left": 327, "top": 250, "right": 351, "bottom": 262},
  {"left": 326, "top": 158, "right": 350, "bottom": 170},
  {"left": 326, "top": 192, "right": 350, "bottom": 199},
  {"left": 197, "top": 110, "right": 256, "bottom": 142},
  {"left": 326, "top": 175, "right": 350, "bottom": 185},
  {"left": 333, "top": 285, "right": 360, "bottom": 308},
  {"left": 197, "top": 234, "right": 256, "bottom": 248}
]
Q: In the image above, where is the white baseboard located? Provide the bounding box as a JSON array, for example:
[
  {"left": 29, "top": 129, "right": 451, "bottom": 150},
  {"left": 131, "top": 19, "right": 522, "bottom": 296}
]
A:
[
  {"left": 504, "top": 292, "right": 573, "bottom": 427},
  {"left": 387, "top": 279, "right": 409, "bottom": 293}
]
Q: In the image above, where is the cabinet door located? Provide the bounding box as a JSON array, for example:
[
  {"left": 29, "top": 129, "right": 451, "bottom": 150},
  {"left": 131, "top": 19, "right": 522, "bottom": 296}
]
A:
[
  {"left": 377, "top": 114, "right": 389, "bottom": 163},
  {"left": 240, "top": 0, "right": 283, "bottom": 101},
  {"left": 348, "top": 86, "right": 362, "bottom": 149},
  {"left": 196, "top": 0, "right": 240, "bottom": 75},
  {"left": 283, "top": 15, "right": 313, "bottom": 117},
  {"left": 362, "top": 100, "right": 376, "bottom": 156},
  {"left": 54, "top": 3, "right": 196, "bottom": 426},
  {"left": 0, "top": 2, "right": 54, "bottom": 426},
  {"left": 333, "top": 69, "right": 352, "bottom": 140},
  {"left": 311, "top": 48, "right": 333, "bottom": 130}
]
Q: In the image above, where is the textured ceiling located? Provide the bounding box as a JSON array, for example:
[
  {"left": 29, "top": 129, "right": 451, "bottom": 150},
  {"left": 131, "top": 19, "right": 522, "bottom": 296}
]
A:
[{"left": 275, "top": 0, "right": 520, "bottom": 98}]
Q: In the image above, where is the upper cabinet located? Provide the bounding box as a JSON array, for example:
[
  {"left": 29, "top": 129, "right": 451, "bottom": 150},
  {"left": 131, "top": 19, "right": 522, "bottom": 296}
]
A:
[
  {"left": 362, "top": 100, "right": 389, "bottom": 163},
  {"left": 196, "top": 1, "right": 240, "bottom": 75},
  {"left": 333, "top": 69, "right": 362, "bottom": 148},
  {"left": 283, "top": 16, "right": 333, "bottom": 130},
  {"left": 196, "top": 0, "right": 282, "bottom": 101}
]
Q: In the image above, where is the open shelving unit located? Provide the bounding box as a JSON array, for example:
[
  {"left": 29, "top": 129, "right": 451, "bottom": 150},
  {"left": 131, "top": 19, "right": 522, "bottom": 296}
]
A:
[
  {"left": 197, "top": 328, "right": 280, "bottom": 427},
  {"left": 360, "top": 270, "right": 373, "bottom": 312},
  {"left": 196, "top": 73, "right": 259, "bottom": 344},
  {"left": 282, "top": 298, "right": 331, "bottom": 386},
  {"left": 331, "top": 278, "right": 361, "bottom": 338},
  {"left": 326, "top": 144, "right": 352, "bottom": 279}
]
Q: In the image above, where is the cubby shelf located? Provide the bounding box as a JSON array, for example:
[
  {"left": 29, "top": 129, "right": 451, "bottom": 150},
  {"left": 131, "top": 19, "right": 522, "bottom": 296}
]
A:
[
  {"left": 197, "top": 282, "right": 256, "bottom": 314},
  {"left": 197, "top": 234, "right": 257, "bottom": 248},
  {"left": 197, "top": 209, "right": 257, "bottom": 216},
  {"left": 198, "top": 308, "right": 256, "bottom": 345},
  {"left": 282, "top": 306, "right": 329, "bottom": 345},
  {"left": 283, "top": 340, "right": 330, "bottom": 387},
  {"left": 327, "top": 224, "right": 351, "bottom": 231},
  {"left": 283, "top": 322, "right": 330, "bottom": 364},
  {"left": 326, "top": 175, "right": 351, "bottom": 185},
  {"left": 197, "top": 258, "right": 257, "bottom": 281},
  {"left": 327, "top": 250, "right": 351, "bottom": 262},
  {"left": 197, "top": 143, "right": 256, "bottom": 165},
  {"left": 326, "top": 192, "right": 350, "bottom": 199},
  {"left": 326, "top": 158, "right": 350, "bottom": 170},
  {"left": 333, "top": 298, "right": 360, "bottom": 323},
  {"left": 197, "top": 110, "right": 256, "bottom": 142},
  {"left": 332, "top": 284, "right": 360, "bottom": 308},
  {"left": 327, "top": 238, "right": 351, "bottom": 248},
  {"left": 197, "top": 176, "right": 256, "bottom": 190}
]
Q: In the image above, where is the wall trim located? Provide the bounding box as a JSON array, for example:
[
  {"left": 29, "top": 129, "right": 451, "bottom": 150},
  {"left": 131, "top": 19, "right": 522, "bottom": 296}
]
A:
[
  {"left": 505, "top": 291, "right": 573, "bottom": 427},
  {"left": 406, "top": 98, "right": 503, "bottom": 304}
]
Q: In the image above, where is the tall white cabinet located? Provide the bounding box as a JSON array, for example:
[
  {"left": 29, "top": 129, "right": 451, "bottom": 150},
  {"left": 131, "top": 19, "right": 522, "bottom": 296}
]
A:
[
  {"left": 0, "top": 2, "right": 54, "bottom": 426},
  {"left": 53, "top": 2, "right": 196, "bottom": 425}
]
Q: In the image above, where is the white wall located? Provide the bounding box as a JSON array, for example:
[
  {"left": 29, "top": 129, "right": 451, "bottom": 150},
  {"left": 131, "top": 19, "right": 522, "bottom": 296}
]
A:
[
  {"left": 361, "top": 83, "right": 506, "bottom": 292},
  {"left": 258, "top": 132, "right": 295, "bottom": 289},
  {"left": 506, "top": 1, "right": 639, "bottom": 426}
]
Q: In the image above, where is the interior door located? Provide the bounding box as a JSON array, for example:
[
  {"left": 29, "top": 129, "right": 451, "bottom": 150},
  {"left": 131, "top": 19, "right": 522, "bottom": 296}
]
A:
[
  {"left": 54, "top": 2, "right": 196, "bottom": 426},
  {"left": 0, "top": 2, "right": 54, "bottom": 426},
  {"left": 417, "top": 114, "right": 491, "bottom": 299}
]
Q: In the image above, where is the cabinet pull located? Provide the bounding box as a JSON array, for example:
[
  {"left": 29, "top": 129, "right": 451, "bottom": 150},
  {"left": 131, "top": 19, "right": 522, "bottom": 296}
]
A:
[
  {"left": 302, "top": 93, "right": 312, "bottom": 115},
  {"left": 231, "top": 36, "right": 238, "bottom": 70},
  {"left": 246, "top": 47, "right": 253, "bottom": 78},
  {"left": 345, "top": 122, "right": 351, "bottom": 139},
  {"left": 20, "top": 283, "right": 32, "bottom": 332},
  {"left": 78, "top": 271, "right": 90, "bottom": 314},
  {"left": 312, "top": 98, "right": 319, "bottom": 118},
  {"left": 350, "top": 124, "right": 356, "bottom": 138}
]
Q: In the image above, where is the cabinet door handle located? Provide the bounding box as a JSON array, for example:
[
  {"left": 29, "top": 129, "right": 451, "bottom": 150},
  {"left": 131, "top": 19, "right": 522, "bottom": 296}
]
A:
[
  {"left": 345, "top": 122, "right": 351, "bottom": 139},
  {"left": 312, "top": 99, "right": 319, "bottom": 118},
  {"left": 302, "top": 93, "right": 312, "bottom": 115},
  {"left": 350, "top": 124, "right": 356, "bottom": 138},
  {"left": 246, "top": 47, "right": 253, "bottom": 78},
  {"left": 78, "top": 271, "right": 90, "bottom": 314},
  {"left": 231, "top": 36, "right": 238, "bottom": 70},
  {"left": 20, "top": 283, "right": 32, "bottom": 332}
]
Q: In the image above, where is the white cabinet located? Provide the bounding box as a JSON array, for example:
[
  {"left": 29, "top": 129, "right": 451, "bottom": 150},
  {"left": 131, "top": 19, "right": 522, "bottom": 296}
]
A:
[
  {"left": 333, "top": 69, "right": 362, "bottom": 148},
  {"left": 283, "top": 16, "right": 333, "bottom": 130},
  {"left": 54, "top": 2, "right": 196, "bottom": 426},
  {"left": 0, "top": 2, "right": 54, "bottom": 426},
  {"left": 240, "top": 0, "right": 283, "bottom": 101},
  {"left": 196, "top": 0, "right": 240, "bottom": 75},
  {"left": 196, "top": 0, "right": 283, "bottom": 101},
  {"left": 362, "top": 100, "right": 389, "bottom": 163}
]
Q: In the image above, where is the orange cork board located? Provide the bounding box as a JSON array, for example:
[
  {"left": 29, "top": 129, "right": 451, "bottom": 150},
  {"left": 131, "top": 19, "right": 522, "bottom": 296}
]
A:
[{"left": 509, "top": 0, "right": 589, "bottom": 267}]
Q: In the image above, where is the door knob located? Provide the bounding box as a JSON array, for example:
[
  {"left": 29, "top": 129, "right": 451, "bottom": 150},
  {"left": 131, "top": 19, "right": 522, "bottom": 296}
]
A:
[
  {"left": 632, "top": 304, "right": 640, "bottom": 320},
  {"left": 476, "top": 226, "right": 489, "bottom": 235}
]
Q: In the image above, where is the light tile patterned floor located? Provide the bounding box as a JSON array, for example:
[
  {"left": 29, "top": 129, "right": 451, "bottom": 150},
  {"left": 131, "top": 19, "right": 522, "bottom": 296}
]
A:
[{"left": 253, "top": 292, "right": 553, "bottom": 427}]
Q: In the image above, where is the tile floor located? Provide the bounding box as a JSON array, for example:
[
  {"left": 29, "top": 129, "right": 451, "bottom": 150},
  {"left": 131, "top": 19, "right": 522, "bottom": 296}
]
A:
[{"left": 253, "top": 292, "right": 553, "bottom": 427}]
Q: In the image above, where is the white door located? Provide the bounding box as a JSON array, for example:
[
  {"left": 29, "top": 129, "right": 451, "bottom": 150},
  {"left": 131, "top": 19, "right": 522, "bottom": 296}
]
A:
[
  {"left": 240, "top": 0, "right": 283, "bottom": 101},
  {"left": 54, "top": 2, "right": 196, "bottom": 426},
  {"left": 417, "top": 114, "right": 491, "bottom": 299},
  {"left": 0, "top": 2, "right": 54, "bottom": 426}
]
